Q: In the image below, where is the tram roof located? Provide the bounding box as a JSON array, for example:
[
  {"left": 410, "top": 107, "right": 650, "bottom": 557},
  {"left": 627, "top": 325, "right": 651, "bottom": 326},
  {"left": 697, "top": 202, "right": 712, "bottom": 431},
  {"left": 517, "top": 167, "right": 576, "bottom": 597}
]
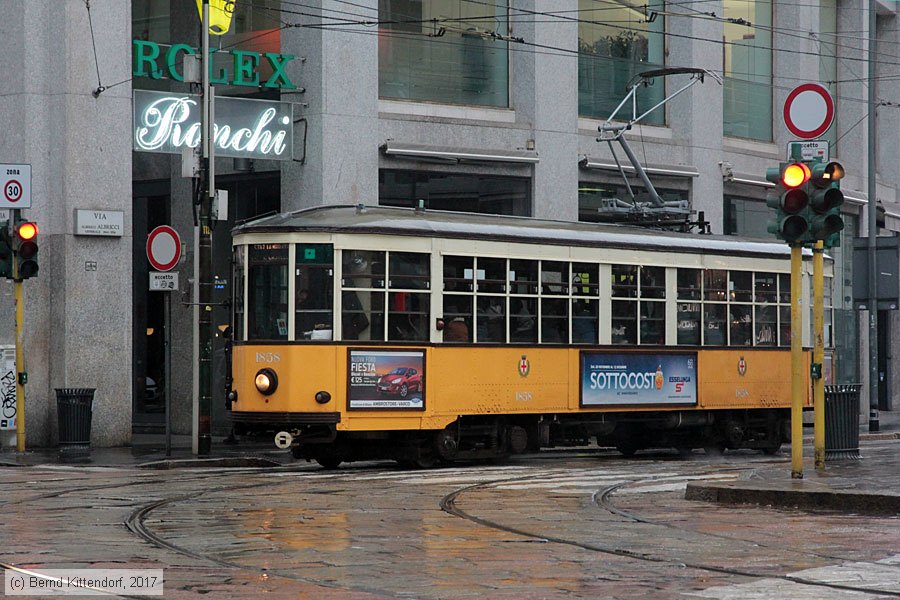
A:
[{"left": 233, "top": 205, "right": 799, "bottom": 259}]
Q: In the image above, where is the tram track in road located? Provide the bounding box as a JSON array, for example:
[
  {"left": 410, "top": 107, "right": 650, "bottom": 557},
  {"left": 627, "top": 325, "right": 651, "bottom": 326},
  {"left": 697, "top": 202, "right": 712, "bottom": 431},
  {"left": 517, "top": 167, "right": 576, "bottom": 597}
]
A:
[{"left": 440, "top": 463, "right": 900, "bottom": 598}]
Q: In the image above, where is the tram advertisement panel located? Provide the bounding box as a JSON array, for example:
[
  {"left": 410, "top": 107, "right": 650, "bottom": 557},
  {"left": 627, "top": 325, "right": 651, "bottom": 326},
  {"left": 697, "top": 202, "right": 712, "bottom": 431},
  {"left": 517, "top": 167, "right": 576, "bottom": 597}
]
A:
[
  {"left": 580, "top": 352, "right": 697, "bottom": 407},
  {"left": 348, "top": 349, "right": 426, "bottom": 410}
]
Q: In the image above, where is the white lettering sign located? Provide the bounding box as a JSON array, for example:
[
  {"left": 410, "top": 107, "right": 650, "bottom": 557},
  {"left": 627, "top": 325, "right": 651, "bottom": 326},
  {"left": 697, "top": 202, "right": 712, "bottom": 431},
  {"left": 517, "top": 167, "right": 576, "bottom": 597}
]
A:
[
  {"left": 133, "top": 90, "right": 294, "bottom": 160},
  {"left": 150, "top": 271, "right": 179, "bottom": 292},
  {"left": 75, "top": 209, "right": 124, "bottom": 237}
]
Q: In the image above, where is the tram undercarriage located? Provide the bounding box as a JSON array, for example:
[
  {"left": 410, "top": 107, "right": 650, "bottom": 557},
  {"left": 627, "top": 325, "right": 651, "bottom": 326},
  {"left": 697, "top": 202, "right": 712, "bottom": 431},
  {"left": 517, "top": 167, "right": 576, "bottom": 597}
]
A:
[{"left": 236, "top": 408, "right": 789, "bottom": 469}]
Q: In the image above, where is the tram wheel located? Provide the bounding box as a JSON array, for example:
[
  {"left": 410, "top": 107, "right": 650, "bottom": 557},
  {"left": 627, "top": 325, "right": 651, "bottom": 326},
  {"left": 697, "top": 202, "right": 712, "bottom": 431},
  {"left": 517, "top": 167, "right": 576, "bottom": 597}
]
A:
[
  {"left": 762, "top": 442, "right": 782, "bottom": 455},
  {"left": 676, "top": 446, "right": 694, "bottom": 458},
  {"left": 616, "top": 442, "right": 638, "bottom": 458},
  {"left": 315, "top": 456, "right": 342, "bottom": 469},
  {"left": 704, "top": 444, "right": 727, "bottom": 457}
]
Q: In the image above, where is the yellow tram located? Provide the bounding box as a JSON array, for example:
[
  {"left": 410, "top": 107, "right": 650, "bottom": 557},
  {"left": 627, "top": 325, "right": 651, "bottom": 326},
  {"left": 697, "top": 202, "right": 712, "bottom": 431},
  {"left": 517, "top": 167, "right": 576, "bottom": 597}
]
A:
[{"left": 226, "top": 206, "right": 819, "bottom": 468}]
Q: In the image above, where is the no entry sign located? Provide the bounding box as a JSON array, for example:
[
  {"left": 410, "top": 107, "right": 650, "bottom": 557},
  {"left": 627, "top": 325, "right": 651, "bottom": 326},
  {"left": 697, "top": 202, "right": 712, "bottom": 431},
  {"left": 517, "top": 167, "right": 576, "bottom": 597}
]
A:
[
  {"left": 146, "top": 225, "right": 182, "bottom": 272},
  {"left": 783, "top": 83, "right": 834, "bottom": 139}
]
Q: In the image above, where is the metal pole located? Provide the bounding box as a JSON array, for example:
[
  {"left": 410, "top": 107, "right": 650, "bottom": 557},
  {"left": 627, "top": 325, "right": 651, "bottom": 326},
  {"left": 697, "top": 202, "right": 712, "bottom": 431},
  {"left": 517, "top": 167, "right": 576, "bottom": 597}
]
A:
[
  {"left": 867, "top": 0, "right": 880, "bottom": 432},
  {"left": 813, "top": 241, "right": 825, "bottom": 471},
  {"left": 196, "top": 0, "right": 213, "bottom": 455},
  {"left": 790, "top": 245, "right": 804, "bottom": 479},
  {"left": 165, "top": 291, "right": 172, "bottom": 457}
]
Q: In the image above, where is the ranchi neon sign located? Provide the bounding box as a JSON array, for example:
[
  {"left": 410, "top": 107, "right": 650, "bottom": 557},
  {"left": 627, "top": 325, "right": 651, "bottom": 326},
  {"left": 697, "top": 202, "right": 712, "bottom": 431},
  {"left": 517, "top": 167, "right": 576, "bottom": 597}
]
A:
[{"left": 133, "top": 89, "right": 293, "bottom": 160}]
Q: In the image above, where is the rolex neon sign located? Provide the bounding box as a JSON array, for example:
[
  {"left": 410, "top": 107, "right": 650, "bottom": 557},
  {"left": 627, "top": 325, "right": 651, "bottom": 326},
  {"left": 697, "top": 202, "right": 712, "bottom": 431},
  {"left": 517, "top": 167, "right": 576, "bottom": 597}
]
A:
[{"left": 133, "top": 90, "right": 293, "bottom": 160}]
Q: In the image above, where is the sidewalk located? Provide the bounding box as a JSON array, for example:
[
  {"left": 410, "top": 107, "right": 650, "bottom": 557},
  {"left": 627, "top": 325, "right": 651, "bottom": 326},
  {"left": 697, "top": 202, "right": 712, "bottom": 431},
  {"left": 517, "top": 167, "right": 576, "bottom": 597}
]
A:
[{"left": 688, "top": 409, "right": 900, "bottom": 515}]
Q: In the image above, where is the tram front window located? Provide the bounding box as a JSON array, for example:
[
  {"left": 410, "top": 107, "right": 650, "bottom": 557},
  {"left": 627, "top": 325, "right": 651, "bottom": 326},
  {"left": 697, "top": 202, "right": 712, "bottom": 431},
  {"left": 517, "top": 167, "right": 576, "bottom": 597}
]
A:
[
  {"left": 296, "top": 244, "right": 334, "bottom": 340},
  {"left": 248, "top": 244, "right": 289, "bottom": 341}
]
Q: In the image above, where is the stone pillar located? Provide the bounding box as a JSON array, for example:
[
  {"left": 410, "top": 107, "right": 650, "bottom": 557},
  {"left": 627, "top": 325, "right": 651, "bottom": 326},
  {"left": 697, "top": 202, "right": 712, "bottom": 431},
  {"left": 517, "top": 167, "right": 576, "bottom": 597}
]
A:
[
  {"left": 281, "top": 0, "right": 381, "bottom": 210},
  {"left": 668, "top": 2, "right": 725, "bottom": 232},
  {"left": 512, "top": 0, "right": 579, "bottom": 221},
  {"left": 0, "top": 2, "right": 133, "bottom": 446}
]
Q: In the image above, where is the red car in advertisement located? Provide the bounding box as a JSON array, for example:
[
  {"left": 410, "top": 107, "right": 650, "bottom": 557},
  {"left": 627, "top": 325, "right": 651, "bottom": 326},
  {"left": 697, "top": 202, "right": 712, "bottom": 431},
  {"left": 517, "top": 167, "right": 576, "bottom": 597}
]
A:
[{"left": 376, "top": 367, "right": 421, "bottom": 398}]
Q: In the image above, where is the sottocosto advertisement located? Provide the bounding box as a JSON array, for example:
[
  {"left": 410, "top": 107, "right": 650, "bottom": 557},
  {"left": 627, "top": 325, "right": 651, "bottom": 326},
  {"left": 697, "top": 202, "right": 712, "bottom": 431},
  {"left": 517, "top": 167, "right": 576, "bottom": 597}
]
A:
[{"left": 581, "top": 352, "right": 697, "bottom": 407}]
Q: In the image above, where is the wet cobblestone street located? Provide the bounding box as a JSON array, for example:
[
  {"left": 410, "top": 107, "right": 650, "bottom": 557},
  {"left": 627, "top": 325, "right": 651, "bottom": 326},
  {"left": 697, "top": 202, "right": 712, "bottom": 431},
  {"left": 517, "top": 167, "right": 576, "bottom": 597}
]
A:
[{"left": 1, "top": 441, "right": 899, "bottom": 598}]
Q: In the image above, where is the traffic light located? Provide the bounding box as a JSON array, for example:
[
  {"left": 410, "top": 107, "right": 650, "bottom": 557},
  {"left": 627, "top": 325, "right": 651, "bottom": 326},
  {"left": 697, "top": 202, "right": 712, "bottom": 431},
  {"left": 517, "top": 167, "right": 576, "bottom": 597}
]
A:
[
  {"left": 766, "top": 162, "right": 811, "bottom": 243},
  {"left": 13, "top": 219, "right": 38, "bottom": 279},
  {"left": 0, "top": 222, "right": 11, "bottom": 279},
  {"left": 808, "top": 161, "right": 844, "bottom": 248}
]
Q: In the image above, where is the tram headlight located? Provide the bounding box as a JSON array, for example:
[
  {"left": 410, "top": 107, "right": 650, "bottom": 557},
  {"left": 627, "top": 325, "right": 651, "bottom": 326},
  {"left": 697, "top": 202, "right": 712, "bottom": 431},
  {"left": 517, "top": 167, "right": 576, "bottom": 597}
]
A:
[
  {"left": 315, "top": 390, "right": 332, "bottom": 404},
  {"left": 255, "top": 368, "right": 278, "bottom": 395}
]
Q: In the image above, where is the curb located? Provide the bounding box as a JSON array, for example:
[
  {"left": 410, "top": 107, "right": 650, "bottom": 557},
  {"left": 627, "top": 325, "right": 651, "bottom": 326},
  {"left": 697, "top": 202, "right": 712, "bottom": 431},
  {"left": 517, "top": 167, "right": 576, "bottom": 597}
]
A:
[
  {"left": 137, "top": 456, "right": 285, "bottom": 470},
  {"left": 685, "top": 481, "right": 900, "bottom": 516}
]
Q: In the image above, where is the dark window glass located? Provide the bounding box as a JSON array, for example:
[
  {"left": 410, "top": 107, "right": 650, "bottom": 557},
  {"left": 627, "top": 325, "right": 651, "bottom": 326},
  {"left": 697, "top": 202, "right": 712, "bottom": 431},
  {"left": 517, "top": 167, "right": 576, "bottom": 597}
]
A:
[
  {"left": 572, "top": 299, "right": 598, "bottom": 344},
  {"left": 443, "top": 296, "right": 472, "bottom": 343},
  {"left": 730, "top": 271, "right": 752, "bottom": 302},
  {"left": 510, "top": 297, "right": 537, "bottom": 343},
  {"left": 296, "top": 244, "right": 334, "bottom": 340},
  {"left": 640, "top": 266, "right": 665, "bottom": 299},
  {"left": 704, "top": 269, "right": 727, "bottom": 302},
  {"left": 572, "top": 263, "right": 599, "bottom": 296},
  {"left": 755, "top": 272, "right": 777, "bottom": 303},
  {"left": 477, "top": 258, "right": 506, "bottom": 293},
  {"left": 476, "top": 296, "right": 506, "bottom": 343},
  {"left": 677, "top": 268, "right": 701, "bottom": 300},
  {"left": 612, "top": 265, "right": 638, "bottom": 298},
  {"left": 390, "top": 252, "right": 430, "bottom": 290},
  {"left": 388, "top": 292, "right": 429, "bottom": 341},
  {"left": 342, "top": 291, "right": 384, "bottom": 341},
  {"left": 611, "top": 300, "right": 637, "bottom": 344},
  {"left": 541, "top": 261, "right": 568, "bottom": 295},
  {"left": 542, "top": 298, "right": 569, "bottom": 343},
  {"left": 380, "top": 170, "right": 530, "bottom": 216},
  {"left": 248, "top": 244, "right": 288, "bottom": 341},
  {"left": 232, "top": 246, "right": 245, "bottom": 340},
  {"left": 677, "top": 302, "right": 701, "bottom": 345},
  {"left": 729, "top": 304, "right": 752, "bottom": 346},
  {"left": 755, "top": 305, "right": 776, "bottom": 346},
  {"left": 444, "top": 255, "right": 474, "bottom": 292},
  {"left": 640, "top": 301, "right": 665, "bottom": 344},
  {"left": 704, "top": 303, "right": 726, "bottom": 345},
  {"left": 509, "top": 259, "right": 538, "bottom": 295},
  {"left": 343, "top": 250, "right": 385, "bottom": 288}
]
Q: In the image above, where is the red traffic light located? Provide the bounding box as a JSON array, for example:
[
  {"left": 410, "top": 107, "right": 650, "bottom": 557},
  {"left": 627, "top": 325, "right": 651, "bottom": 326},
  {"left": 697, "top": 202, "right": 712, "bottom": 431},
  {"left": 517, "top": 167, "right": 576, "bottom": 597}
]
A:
[
  {"left": 16, "top": 222, "right": 37, "bottom": 241},
  {"left": 781, "top": 162, "right": 810, "bottom": 188}
]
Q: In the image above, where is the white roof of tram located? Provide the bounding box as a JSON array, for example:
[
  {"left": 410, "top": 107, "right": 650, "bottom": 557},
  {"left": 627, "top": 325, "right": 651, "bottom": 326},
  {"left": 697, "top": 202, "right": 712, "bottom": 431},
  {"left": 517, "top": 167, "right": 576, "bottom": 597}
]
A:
[{"left": 233, "top": 205, "right": 802, "bottom": 259}]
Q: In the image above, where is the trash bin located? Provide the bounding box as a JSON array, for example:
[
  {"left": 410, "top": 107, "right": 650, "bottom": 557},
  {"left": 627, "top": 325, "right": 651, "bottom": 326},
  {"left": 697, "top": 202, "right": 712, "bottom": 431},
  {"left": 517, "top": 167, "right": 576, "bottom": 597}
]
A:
[
  {"left": 825, "top": 384, "right": 861, "bottom": 461},
  {"left": 56, "top": 388, "right": 95, "bottom": 460}
]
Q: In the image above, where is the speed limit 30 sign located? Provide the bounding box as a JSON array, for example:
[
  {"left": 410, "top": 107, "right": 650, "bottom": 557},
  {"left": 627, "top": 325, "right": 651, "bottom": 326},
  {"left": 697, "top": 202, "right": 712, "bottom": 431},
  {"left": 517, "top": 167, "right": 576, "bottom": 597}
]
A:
[{"left": 1, "top": 164, "right": 32, "bottom": 209}]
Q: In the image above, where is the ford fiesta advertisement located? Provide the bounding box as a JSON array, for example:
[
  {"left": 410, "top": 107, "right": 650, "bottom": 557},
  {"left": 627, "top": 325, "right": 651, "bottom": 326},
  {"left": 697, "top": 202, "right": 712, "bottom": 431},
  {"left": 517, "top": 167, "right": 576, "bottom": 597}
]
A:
[
  {"left": 348, "top": 349, "right": 425, "bottom": 410},
  {"left": 580, "top": 352, "right": 697, "bottom": 407}
]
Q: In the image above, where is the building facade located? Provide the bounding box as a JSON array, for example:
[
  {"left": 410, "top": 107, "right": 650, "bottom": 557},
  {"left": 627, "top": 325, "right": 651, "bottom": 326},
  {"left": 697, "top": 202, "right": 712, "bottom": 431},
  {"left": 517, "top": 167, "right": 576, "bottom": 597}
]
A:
[{"left": 1, "top": 0, "right": 898, "bottom": 447}]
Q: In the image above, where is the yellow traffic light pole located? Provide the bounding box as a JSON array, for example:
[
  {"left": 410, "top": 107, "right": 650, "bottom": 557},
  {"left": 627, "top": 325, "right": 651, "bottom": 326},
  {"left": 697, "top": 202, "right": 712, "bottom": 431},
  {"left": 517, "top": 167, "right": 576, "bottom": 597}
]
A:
[
  {"left": 11, "top": 211, "right": 25, "bottom": 452},
  {"left": 813, "top": 241, "right": 825, "bottom": 471},
  {"left": 790, "top": 245, "right": 804, "bottom": 479}
]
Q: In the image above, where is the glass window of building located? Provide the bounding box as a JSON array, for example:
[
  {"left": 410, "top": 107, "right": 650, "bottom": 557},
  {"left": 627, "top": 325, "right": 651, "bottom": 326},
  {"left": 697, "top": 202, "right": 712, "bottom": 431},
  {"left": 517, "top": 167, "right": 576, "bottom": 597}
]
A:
[
  {"left": 378, "top": 0, "right": 509, "bottom": 107},
  {"left": 579, "top": 182, "right": 688, "bottom": 223},
  {"left": 381, "top": 170, "right": 531, "bottom": 216},
  {"left": 725, "top": 196, "right": 775, "bottom": 238},
  {"left": 723, "top": 0, "right": 772, "bottom": 141},
  {"left": 577, "top": 0, "right": 665, "bottom": 125}
]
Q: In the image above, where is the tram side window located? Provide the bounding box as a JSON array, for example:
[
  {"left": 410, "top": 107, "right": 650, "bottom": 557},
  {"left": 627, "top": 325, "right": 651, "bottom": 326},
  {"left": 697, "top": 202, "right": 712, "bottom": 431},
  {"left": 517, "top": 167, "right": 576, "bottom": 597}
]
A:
[
  {"left": 729, "top": 271, "right": 752, "bottom": 346},
  {"left": 640, "top": 266, "right": 665, "bottom": 344},
  {"left": 754, "top": 272, "right": 777, "bottom": 346},
  {"left": 540, "top": 261, "right": 568, "bottom": 344},
  {"left": 778, "top": 273, "right": 791, "bottom": 346},
  {"left": 248, "top": 244, "right": 288, "bottom": 341},
  {"left": 388, "top": 252, "right": 430, "bottom": 341},
  {"left": 475, "top": 257, "right": 507, "bottom": 343},
  {"left": 571, "top": 263, "right": 599, "bottom": 344},
  {"left": 509, "top": 259, "right": 537, "bottom": 343},
  {"left": 703, "top": 269, "right": 727, "bottom": 345},
  {"left": 443, "top": 256, "right": 474, "bottom": 342},
  {"left": 296, "top": 244, "right": 334, "bottom": 340},
  {"left": 232, "top": 246, "right": 245, "bottom": 341},
  {"left": 676, "top": 268, "right": 701, "bottom": 345},
  {"left": 342, "top": 250, "right": 386, "bottom": 340},
  {"left": 611, "top": 265, "right": 637, "bottom": 344}
]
